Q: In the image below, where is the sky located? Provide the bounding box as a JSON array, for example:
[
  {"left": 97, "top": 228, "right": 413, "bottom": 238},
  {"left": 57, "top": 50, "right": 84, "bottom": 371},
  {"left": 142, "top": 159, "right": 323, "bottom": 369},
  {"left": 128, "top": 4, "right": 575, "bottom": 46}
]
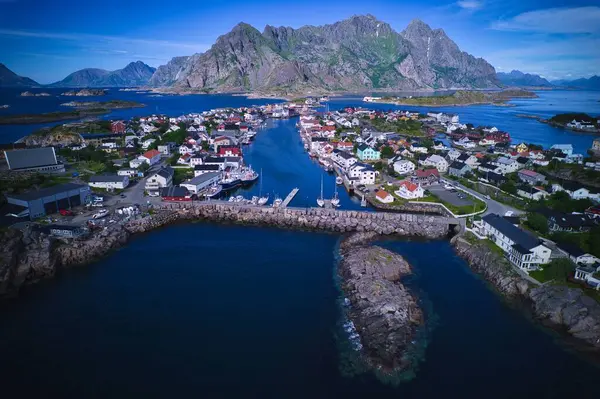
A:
[{"left": 1, "top": 0, "right": 599, "bottom": 84}]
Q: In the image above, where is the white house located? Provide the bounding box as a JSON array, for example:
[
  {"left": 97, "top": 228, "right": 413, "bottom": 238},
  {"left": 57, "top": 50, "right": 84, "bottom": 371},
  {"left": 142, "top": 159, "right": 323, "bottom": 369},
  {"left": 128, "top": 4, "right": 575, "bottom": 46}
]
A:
[
  {"left": 494, "top": 157, "right": 519, "bottom": 175},
  {"left": 145, "top": 167, "right": 174, "bottom": 194},
  {"left": 481, "top": 214, "right": 551, "bottom": 271},
  {"left": 88, "top": 175, "right": 129, "bottom": 190},
  {"left": 393, "top": 160, "right": 416, "bottom": 175},
  {"left": 190, "top": 155, "right": 204, "bottom": 167},
  {"left": 348, "top": 163, "right": 377, "bottom": 185},
  {"left": 117, "top": 169, "right": 139, "bottom": 178},
  {"left": 179, "top": 172, "right": 221, "bottom": 194},
  {"left": 557, "top": 243, "right": 598, "bottom": 266},
  {"left": 447, "top": 148, "right": 462, "bottom": 162},
  {"left": 141, "top": 138, "right": 156, "bottom": 150},
  {"left": 394, "top": 180, "right": 424, "bottom": 199},
  {"left": 331, "top": 150, "right": 357, "bottom": 170},
  {"left": 140, "top": 149, "right": 161, "bottom": 166},
  {"left": 551, "top": 144, "right": 574, "bottom": 156},
  {"left": 421, "top": 154, "right": 448, "bottom": 173},
  {"left": 375, "top": 190, "right": 394, "bottom": 204},
  {"left": 409, "top": 143, "right": 428, "bottom": 154},
  {"left": 179, "top": 144, "right": 195, "bottom": 155}
]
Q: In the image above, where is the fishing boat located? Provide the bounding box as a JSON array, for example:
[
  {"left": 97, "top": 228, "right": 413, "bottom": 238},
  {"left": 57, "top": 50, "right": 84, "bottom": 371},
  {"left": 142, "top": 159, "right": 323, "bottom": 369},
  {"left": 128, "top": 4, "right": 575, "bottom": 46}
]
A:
[
  {"left": 251, "top": 196, "right": 259, "bottom": 205},
  {"left": 203, "top": 184, "right": 223, "bottom": 199},
  {"left": 240, "top": 166, "right": 259, "bottom": 185},
  {"left": 361, "top": 195, "right": 367, "bottom": 207},
  {"left": 220, "top": 171, "right": 242, "bottom": 191},
  {"left": 235, "top": 195, "right": 245, "bottom": 203},
  {"left": 317, "top": 175, "right": 325, "bottom": 207},
  {"left": 272, "top": 196, "right": 283, "bottom": 208},
  {"left": 335, "top": 176, "right": 343, "bottom": 185}
]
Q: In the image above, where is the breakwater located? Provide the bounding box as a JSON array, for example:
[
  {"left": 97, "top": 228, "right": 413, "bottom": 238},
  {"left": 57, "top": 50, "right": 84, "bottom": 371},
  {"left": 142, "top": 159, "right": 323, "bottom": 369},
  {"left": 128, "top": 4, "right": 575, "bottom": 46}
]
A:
[
  {"left": 0, "top": 205, "right": 460, "bottom": 297},
  {"left": 452, "top": 235, "right": 600, "bottom": 350}
]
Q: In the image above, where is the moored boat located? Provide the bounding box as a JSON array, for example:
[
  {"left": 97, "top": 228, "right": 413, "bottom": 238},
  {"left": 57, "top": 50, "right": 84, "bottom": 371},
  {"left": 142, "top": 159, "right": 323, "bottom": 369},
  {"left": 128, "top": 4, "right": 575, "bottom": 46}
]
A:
[
  {"left": 336, "top": 176, "right": 343, "bottom": 185},
  {"left": 203, "top": 184, "right": 223, "bottom": 199}
]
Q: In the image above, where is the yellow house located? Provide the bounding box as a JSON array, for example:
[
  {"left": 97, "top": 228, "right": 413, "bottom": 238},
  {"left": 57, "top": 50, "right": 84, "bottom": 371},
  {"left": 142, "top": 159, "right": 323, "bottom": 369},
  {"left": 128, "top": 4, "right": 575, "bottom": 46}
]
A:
[{"left": 516, "top": 143, "right": 528, "bottom": 153}]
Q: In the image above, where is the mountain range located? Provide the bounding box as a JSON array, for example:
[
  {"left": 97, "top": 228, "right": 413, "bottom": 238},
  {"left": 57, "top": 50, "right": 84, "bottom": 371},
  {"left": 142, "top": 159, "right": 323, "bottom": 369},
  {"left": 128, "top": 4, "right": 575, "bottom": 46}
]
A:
[
  {"left": 48, "top": 61, "right": 156, "bottom": 87},
  {"left": 552, "top": 76, "right": 600, "bottom": 90},
  {"left": 1, "top": 15, "right": 598, "bottom": 93},
  {"left": 0, "top": 63, "right": 39, "bottom": 87},
  {"left": 150, "top": 15, "right": 498, "bottom": 93},
  {"left": 496, "top": 70, "right": 552, "bottom": 87}
]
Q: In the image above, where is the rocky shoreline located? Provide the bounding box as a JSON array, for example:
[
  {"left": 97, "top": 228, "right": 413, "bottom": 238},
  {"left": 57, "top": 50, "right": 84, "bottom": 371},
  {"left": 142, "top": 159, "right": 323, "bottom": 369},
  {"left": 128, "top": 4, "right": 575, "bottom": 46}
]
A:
[
  {"left": 0, "top": 205, "right": 452, "bottom": 298},
  {"left": 452, "top": 235, "right": 600, "bottom": 350},
  {"left": 338, "top": 232, "right": 423, "bottom": 377}
]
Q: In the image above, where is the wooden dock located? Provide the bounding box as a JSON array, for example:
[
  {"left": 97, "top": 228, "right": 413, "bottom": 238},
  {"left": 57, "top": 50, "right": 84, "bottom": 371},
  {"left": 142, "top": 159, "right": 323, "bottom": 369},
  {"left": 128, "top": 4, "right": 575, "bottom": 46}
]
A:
[{"left": 281, "top": 188, "right": 299, "bottom": 208}]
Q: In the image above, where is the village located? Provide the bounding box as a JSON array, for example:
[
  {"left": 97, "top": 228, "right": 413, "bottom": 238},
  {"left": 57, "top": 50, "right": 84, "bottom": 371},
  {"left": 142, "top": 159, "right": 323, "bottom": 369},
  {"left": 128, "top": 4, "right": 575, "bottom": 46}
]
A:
[{"left": 1, "top": 97, "right": 600, "bottom": 297}]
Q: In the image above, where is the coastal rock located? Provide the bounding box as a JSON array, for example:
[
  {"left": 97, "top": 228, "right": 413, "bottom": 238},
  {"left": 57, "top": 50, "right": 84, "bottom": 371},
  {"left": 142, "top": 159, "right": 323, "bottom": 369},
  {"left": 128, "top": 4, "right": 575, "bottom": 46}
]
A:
[
  {"left": 23, "top": 128, "right": 83, "bottom": 147},
  {"left": 339, "top": 235, "right": 423, "bottom": 373},
  {"left": 452, "top": 235, "right": 600, "bottom": 349},
  {"left": 20, "top": 91, "right": 50, "bottom": 97}
]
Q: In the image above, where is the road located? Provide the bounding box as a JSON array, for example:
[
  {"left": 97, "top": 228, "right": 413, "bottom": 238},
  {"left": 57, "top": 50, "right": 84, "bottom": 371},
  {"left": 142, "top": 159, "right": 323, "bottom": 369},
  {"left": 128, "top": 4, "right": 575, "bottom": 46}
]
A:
[{"left": 440, "top": 178, "right": 524, "bottom": 217}]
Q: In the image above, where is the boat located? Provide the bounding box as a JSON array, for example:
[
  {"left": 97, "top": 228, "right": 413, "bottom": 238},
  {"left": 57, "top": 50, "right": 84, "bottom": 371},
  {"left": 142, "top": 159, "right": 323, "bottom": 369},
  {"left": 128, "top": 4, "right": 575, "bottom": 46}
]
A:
[
  {"left": 360, "top": 195, "right": 367, "bottom": 207},
  {"left": 336, "top": 176, "right": 343, "bottom": 185},
  {"left": 235, "top": 195, "right": 245, "bottom": 203},
  {"left": 331, "top": 186, "right": 340, "bottom": 207},
  {"left": 257, "top": 168, "right": 269, "bottom": 205},
  {"left": 220, "top": 172, "right": 242, "bottom": 191},
  {"left": 240, "top": 166, "right": 259, "bottom": 185},
  {"left": 203, "top": 184, "right": 223, "bottom": 199},
  {"left": 319, "top": 96, "right": 330, "bottom": 102},
  {"left": 272, "top": 196, "right": 282, "bottom": 208},
  {"left": 251, "top": 196, "right": 259, "bottom": 205},
  {"left": 228, "top": 196, "right": 236, "bottom": 202},
  {"left": 317, "top": 175, "right": 325, "bottom": 207}
]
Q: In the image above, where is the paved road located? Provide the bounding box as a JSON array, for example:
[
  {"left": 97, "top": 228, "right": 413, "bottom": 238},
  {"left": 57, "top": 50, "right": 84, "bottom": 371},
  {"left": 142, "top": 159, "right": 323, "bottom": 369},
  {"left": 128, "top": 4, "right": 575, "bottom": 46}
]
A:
[{"left": 439, "top": 178, "right": 524, "bottom": 217}]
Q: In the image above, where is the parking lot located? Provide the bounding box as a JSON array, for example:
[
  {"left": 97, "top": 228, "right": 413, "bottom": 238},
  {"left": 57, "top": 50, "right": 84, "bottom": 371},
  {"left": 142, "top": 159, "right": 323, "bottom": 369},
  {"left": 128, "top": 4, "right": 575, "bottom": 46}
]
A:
[{"left": 427, "top": 184, "right": 473, "bottom": 207}]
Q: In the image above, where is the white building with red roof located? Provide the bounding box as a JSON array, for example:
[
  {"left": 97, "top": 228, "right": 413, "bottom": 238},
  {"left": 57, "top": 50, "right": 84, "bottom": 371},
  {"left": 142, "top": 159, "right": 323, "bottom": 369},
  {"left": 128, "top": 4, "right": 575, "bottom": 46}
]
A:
[{"left": 395, "top": 180, "right": 425, "bottom": 200}]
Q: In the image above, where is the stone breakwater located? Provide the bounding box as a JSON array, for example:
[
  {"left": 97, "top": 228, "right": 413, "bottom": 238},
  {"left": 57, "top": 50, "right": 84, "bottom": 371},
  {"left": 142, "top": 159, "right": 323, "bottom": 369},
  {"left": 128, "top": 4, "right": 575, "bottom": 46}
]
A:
[
  {"left": 0, "top": 205, "right": 457, "bottom": 298},
  {"left": 452, "top": 236, "right": 600, "bottom": 349},
  {"left": 338, "top": 233, "right": 423, "bottom": 376},
  {"left": 162, "top": 203, "right": 459, "bottom": 236}
]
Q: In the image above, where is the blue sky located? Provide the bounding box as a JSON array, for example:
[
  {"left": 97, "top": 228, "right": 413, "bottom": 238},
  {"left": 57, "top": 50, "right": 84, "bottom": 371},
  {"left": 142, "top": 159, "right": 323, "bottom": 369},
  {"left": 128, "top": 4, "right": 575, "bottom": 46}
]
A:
[{"left": 1, "top": 0, "right": 599, "bottom": 83}]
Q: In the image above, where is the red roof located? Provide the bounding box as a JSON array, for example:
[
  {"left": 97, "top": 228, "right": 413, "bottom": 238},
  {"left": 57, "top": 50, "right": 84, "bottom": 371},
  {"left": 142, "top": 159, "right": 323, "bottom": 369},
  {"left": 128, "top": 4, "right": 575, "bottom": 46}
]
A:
[
  {"left": 321, "top": 125, "right": 336, "bottom": 132},
  {"left": 143, "top": 149, "right": 161, "bottom": 159},
  {"left": 376, "top": 190, "right": 391, "bottom": 199},
  {"left": 519, "top": 169, "right": 539, "bottom": 177},
  {"left": 416, "top": 169, "right": 439, "bottom": 178},
  {"left": 399, "top": 180, "right": 419, "bottom": 192},
  {"left": 218, "top": 146, "right": 241, "bottom": 156}
]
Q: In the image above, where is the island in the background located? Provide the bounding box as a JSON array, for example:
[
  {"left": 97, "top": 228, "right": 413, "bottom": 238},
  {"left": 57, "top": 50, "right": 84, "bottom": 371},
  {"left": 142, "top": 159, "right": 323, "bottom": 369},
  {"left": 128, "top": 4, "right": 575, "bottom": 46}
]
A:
[
  {"left": 61, "top": 89, "right": 108, "bottom": 97},
  {"left": 0, "top": 100, "right": 145, "bottom": 125},
  {"left": 20, "top": 91, "right": 51, "bottom": 97},
  {"left": 364, "top": 89, "right": 538, "bottom": 107},
  {"left": 517, "top": 113, "right": 600, "bottom": 134}
]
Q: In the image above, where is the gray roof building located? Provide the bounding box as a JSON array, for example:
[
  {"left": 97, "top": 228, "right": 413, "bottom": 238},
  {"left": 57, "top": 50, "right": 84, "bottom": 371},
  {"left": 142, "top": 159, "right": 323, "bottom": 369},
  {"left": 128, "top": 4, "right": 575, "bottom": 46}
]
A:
[{"left": 5, "top": 147, "right": 62, "bottom": 171}]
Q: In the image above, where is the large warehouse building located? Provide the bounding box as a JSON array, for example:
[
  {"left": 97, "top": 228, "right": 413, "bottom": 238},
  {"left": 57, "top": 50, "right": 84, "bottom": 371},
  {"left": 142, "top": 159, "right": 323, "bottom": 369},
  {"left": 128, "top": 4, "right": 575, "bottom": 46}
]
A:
[{"left": 6, "top": 183, "right": 91, "bottom": 219}]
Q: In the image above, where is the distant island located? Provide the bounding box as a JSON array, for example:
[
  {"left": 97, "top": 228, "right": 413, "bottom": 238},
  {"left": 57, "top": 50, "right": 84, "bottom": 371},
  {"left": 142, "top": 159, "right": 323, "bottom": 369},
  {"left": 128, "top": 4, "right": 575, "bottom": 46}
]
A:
[
  {"left": 20, "top": 91, "right": 51, "bottom": 97},
  {"left": 364, "top": 89, "right": 538, "bottom": 107},
  {"left": 61, "top": 89, "right": 107, "bottom": 97},
  {"left": 0, "top": 100, "right": 145, "bottom": 125},
  {"left": 60, "top": 100, "right": 145, "bottom": 110},
  {"left": 516, "top": 112, "right": 599, "bottom": 133}
]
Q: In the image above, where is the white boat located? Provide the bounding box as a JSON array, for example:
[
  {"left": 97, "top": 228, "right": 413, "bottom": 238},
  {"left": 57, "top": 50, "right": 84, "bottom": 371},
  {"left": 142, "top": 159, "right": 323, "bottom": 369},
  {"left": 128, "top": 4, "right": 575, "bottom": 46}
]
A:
[
  {"left": 360, "top": 195, "right": 367, "bottom": 207},
  {"left": 235, "top": 195, "right": 245, "bottom": 203},
  {"left": 251, "top": 196, "right": 259, "bottom": 205},
  {"left": 228, "top": 196, "right": 236, "bottom": 202},
  {"left": 204, "top": 184, "right": 223, "bottom": 199},
  {"left": 317, "top": 175, "right": 325, "bottom": 207},
  {"left": 336, "top": 176, "right": 343, "bottom": 185},
  {"left": 258, "top": 195, "right": 269, "bottom": 206},
  {"left": 331, "top": 186, "right": 340, "bottom": 207},
  {"left": 272, "top": 197, "right": 283, "bottom": 208}
]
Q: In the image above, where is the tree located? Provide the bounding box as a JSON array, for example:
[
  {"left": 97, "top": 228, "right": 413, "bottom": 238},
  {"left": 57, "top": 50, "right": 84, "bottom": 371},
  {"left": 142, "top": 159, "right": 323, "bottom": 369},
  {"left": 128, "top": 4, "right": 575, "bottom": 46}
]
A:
[
  {"left": 500, "top": 181, "right": 517, "bottom": 194},
  {"left": 526, "top": 212, "right": 548, "bottom": 234},
  {"left": 421, "top": 138, "right": 433, "bottom": 148},
  {"left": 380, "top": 146, "right": 394, "bottom": 158},
  {"left": 138, "top": 162, "right": 150, "bottom": 174},
  {"left": 543, "top": 258, "right": 576, "bottom": 282}
]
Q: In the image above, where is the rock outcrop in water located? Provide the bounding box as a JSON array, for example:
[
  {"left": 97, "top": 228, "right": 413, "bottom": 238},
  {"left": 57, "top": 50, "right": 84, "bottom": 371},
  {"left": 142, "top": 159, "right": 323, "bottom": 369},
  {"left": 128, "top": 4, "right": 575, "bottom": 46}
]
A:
[
  {"left": 452, "top": 235, "right": 600, "bottom": 349},
  {"left": 338, "top": 233, "right": 423, "bottom": 376}
]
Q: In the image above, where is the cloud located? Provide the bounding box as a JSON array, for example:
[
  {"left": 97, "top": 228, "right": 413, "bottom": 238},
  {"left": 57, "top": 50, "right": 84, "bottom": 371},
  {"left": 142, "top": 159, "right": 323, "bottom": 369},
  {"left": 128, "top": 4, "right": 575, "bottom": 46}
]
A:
[
  {"left": 0, "top": 28, "right": 208, "bottom": 51},
  {"left": 491, "top": 6, "right": 600, "bottom": 34},
  {"left": 457, "top": 1, "right": 482, "bottom": 10}
]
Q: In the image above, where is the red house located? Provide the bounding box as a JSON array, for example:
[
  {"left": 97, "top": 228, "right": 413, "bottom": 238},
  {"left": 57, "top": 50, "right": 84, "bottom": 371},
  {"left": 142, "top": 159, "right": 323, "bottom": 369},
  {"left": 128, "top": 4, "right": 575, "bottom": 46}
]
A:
[
  {"left": 218, "top": 146, "right": 242, "bottom": 156},
  {"left": 111, "top": 121, "right": 126, "bottom": 134},
  {"left": 160, "top": 186, "right": 193, "bottom": 202}
]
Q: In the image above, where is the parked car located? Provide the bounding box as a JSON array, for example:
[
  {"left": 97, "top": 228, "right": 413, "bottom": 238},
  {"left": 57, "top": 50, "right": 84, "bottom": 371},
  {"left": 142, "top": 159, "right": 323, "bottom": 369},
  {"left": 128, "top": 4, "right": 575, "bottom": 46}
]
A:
[
  {"left": 92, "top": 202, "right": 104, "bottom": 207},
  {"left": 120, "top": 194, "right": 127, "bottom": 198},
  {"left": 92, "top": 209, "right": 109, "bottom": 219},
  {"left": 59, "top": 209, "right": 73, "bottom": 216}
]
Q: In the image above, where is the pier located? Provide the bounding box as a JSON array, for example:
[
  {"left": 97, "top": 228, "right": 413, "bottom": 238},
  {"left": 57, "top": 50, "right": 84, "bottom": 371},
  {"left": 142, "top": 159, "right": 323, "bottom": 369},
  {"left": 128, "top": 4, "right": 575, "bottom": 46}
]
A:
[{"left": 281, "top": 188, "right": 299, "bottom": 208}]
